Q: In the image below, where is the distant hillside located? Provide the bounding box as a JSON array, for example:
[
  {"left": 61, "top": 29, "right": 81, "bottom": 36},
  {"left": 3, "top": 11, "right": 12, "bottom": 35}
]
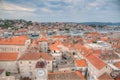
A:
[
  {"left": 80, "top": 22, "right": 120, "bottom": 26},
  {"left": 0, "top": 19, "right": 33, "bottom": 29}
]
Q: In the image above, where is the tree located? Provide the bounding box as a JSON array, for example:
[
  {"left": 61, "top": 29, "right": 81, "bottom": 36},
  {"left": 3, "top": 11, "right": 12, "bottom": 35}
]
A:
[
  {"left": 73, "top": 52, "right": 76, "bottom": 55},
  {"left": 26, "top": 21, "right": 32, "bottom": 26},
  {"left": 6, "top": 71, "right": 10, "bottom": 76}
]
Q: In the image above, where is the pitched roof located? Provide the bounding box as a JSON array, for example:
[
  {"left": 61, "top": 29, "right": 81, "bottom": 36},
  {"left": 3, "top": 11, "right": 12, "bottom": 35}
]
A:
[
  {"left": 0, "top": 52, "right": 18, "bottom": 61},
  {"left": 114, "top": 62, "right": 120, "bottom": 69},
  {"left": 19, "top": 53, "right": 52, "bottom": 60},
  {"left": 0, "top": 36, "right": 28, "bottom": 45},
  {"left": 0, "top": 69, "right": 4, "bottom": 74},
  {"left": 31, "top": 39, "right": 38, "bottom": 45},
  {"left": 48, "top": 71, "right": 86, "bottom": 80},
  {"left": 114, "top": 73, "right": 120, "bottom": 80},
  {"left": 50, "top": 45, "right": 60, "bottom": 51},
  {"left": 75, "top": 59, "right": 87, "bottom": 67},
  {"left": 52, "top": 35, "right": 68, "bottom": 39},
  {"left": 38, "top": 37, "right": 48, "bottom": 42},
  {"left": 86, "top": 54, "right": 106, "bottom": 70},
  {"left": 98, "top": 73, "right": 114, "bottom": 80}
]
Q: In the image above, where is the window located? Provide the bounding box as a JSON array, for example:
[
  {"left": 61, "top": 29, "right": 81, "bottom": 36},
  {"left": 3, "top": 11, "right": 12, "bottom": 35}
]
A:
[
  {"left": 106, "top": 66, "right": 107, "bottom": 68},
  {"left": 29, "top": 72, "right": 32, "bottom": 76},
  {"left": 18, "top": 48, "right": 19, "bottom": 51},
  {"left": 48, "top": 62, "right": 49, "bottom": 64},
  {"left": 20, "top": 61, "right": 22, "bottom": 64},
  {"left": 29, "top": 61, "right": 31, "bottom": 64}
]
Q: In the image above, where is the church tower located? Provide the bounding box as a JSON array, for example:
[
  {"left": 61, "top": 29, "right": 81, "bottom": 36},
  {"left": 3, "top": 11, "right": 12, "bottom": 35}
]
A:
[{"left": 35, "top": 60, "right": 47, "bottom": 80}]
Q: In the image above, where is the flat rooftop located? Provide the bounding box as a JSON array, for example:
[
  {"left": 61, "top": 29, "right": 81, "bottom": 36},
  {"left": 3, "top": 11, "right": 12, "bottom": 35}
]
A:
[{"left": 86, "top": 41, "right": 112, "bottom": 49}]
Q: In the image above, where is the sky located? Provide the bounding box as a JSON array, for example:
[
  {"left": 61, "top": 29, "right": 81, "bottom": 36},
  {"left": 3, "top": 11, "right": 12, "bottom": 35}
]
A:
[{"left": 0, "top": 0, "right": 120, "bottom": 22}]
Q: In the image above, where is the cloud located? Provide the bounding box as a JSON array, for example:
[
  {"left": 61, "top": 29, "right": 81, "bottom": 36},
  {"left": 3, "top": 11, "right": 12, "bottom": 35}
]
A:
[
  {"left": 0, "top": 0, "right": 120, "bottom": 22},
  {"left": 0, "top": 2, "right": 35, "bottom": 12},
  {"left": 0, "top": 10, "right": 36, "bottom": 21},
  {"left": 40, "top": 7, "right": 52, "bottom": 12}
]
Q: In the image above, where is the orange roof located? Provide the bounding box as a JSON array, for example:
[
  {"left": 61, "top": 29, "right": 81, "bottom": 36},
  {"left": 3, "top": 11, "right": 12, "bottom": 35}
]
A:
[
  {"left": 93, "top": 49, "right": 101, "bottom": 54},
  {"left": 86, "top": 54, "right": 106, "bottom": 70},
  {"left": 0, "top": 69, "right": 4, "bottom": 74},
  {"left": 75, "top": 59, "right": 87, "bottom": 67},
  {"left": 49, "top": 41, "right": 64, "bottom": 51},
  {"left": 0, "top": 36, "right": 28, "bottom": 45},
  {"left": 38, "top": 37, "right": 48, "bottom": 42},
  {"left": 48, "top": 71, "right": 86, "bottom": 80},
  {"left": 18, "top": 29, "right": 27, "bottom": 32},
  {"left": 52, "top": 35, "right": 68, "bottom": 39},
  {"left": 101, "top": 37, "right": 108, "bottom": 42},
  {"left": 31, "top": 40, "right": 38, "bottom": 45},
  {"left": 114, "top": 62, "right": 120, "bottom": 69},
  {"left": 19, "top": 52, "right": 52, "bottom": 60},
  {"left": 114, "top": 73, "right": 120, "bottom": 80},
  {"left": 54, "top": 41, "right": 63, "bottom": 46},
  {"left": 75, "top": 43, "right": 82, "bottom": 50},
  {"left": 50, "top": 45, "right": 60, "bottom": 51},
  {"left": 76, "top": 71, "right": 86, "bottom": 80},
  {"left": 98, "top": 73, "right": 114, "bottom": 80},
  {"left": 0, "top": 52, "right": 18, "bottom": 61}
]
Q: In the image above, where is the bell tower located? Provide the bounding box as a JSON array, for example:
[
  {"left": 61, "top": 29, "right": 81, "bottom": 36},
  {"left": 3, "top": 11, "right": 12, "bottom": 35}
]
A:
[{"left": 35, "top": 60, "right": 47, "bottom": 80}]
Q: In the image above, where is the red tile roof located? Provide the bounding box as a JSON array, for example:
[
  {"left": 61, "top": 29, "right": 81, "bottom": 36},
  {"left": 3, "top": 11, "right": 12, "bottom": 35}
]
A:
[
  {"left": 75, "top": 59, "right": 87, "bottom": 67},
  {"left": 52, "top": 35, "right": 68, "bottom": 39},
  {"left": 38, "top": 37, "right": 48, "bottom": 42},
  {"left": 0, "top": 52, "right": 18, "bottom": 61},
  {"left": 0, "top": 36, "right": 28, "bottom": 45},
  {"left": 50, "top": 45, "right": 60, "bottom": 51},
  {"left": 48, "top": 71, "right": 86, "bottom": 80},
  {"left": 86, "top": 54, "right": 106, "bottom": 70},
  {"left": 114, "top": 62, "right": 120, "bottom": 69},
  {"left": 114, "top": 73, "right": 120, "bottom": 80},
  {"left": 19, "top": 53, "right": 52, "bottom": 60},
  {"left": 17, "top": 29, "right": 27, "bottom": 32},
  {"left": 31, "top": 40, "right": 38, "bottom": 45},
  {"left": 93, "top": 49, "right": 101, "bottom": 54},
  {"left": 98, "top": 73, "right": 114, "bottom": 80},
  {"left": 76, "top": 71, "right": 86, "bottom": 80},
  {"left": 0, "top": 69, "right": 4, "bottom": 74}
]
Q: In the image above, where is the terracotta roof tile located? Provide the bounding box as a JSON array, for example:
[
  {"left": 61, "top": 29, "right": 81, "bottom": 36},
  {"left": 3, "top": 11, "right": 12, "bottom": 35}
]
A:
[
  {"left": 38, "top": 37, "right": 48, "bottom": 42},
  {"left": 50, "top": 45, "right": 60, "bottom": 51},
  {"left": 48, "top": 71, "right": 86, "bottom": 80},
  {"left": 0, "top": 36, "right": 28, "bottom": 45},
  {"left": 17, "top": 29, "right": 27, "bottom": 32},
  {"left": 86, "top": 54, "right": 106, "bottom": 70},
  {"left": 98, "top": 73, "right": 114, "bottom": 80},
  {"left": 93, "top": 49, "right": 101, "bottom": 54},
  {"left": 0, "top": 52, "right": 18, "bottom": 61},
  {"left": 19, "top": 53, "right": 52, "bottom": 60},
  {"left": 114, "top": 73, "right": 120, "bottom": 80},
  {"left": 31, "top": 40, "right": 38, "bottom": 45},
  {"left": 76, "top": 71, "right": 86, "bottom": 80},
  {"left": 52, "top": 35, "right": 68, "bottom": 39},
  {"left": 75, "top": 59, "right": 87, "bottom": 67},
  {"left": 114, "top": 62, "right": 120, "bottom": 69},
  {"left": 0, "top": 69, "right": 4, "bottom": 74}
]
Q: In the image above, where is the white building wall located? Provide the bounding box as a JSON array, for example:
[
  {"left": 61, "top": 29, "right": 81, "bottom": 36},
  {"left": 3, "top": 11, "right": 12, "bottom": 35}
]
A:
[
  {"left": 0, "top": 61, "right": 18, "bottom": 73},
  {"left": 0, "top": 45, "right": 25, "bottom": 53},
  {"left": 18, "top": 60, "right": 52, "bottom": 79},
  {"left": 87, "top": 61, "right": 112, "bottom": 79}
]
